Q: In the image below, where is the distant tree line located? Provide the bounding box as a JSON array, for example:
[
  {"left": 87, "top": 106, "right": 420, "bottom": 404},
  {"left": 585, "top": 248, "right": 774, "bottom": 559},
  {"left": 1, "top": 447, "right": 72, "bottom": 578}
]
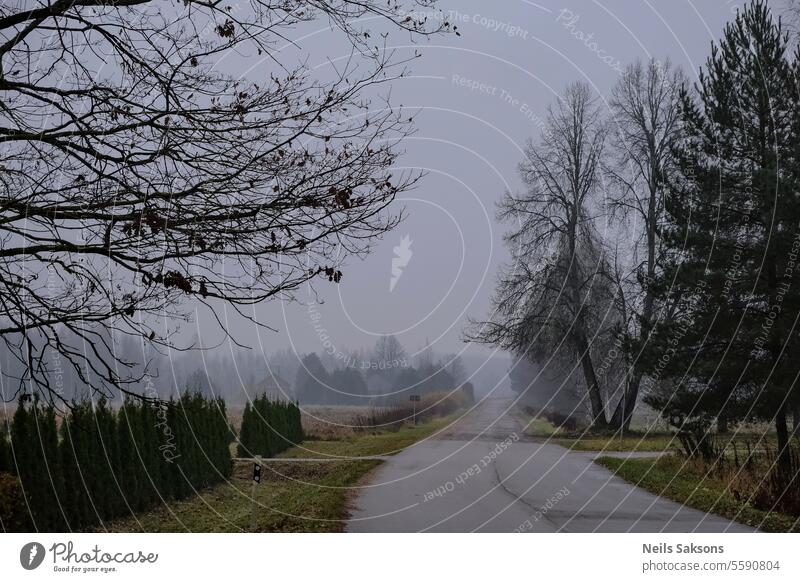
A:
[
  {"left": 294, "top": 353, "right": 369, "bottom": 405},
  {"left": 237, "top": 396, "right": 303, "bottom": 458},
  {"left": 293, "top": 336, "right": 468, "bottom": 405},
  {"left": 470, "top": 1, "right": 800, "bottom": 471}
]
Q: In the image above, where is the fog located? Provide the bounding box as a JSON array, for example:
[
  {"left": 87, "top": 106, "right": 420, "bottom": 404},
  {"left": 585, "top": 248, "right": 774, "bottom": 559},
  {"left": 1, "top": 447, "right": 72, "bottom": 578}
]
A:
[
  {"left": 187, "top": 0, "right": 756, "bottom": 395},
  {"left": 2, "top": 0, "right": 775, "bottom": 404}
]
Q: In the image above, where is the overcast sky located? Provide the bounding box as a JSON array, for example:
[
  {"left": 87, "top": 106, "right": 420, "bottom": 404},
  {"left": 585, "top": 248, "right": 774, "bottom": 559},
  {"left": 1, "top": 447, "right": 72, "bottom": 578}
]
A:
[{"left": 189, "top": 0, "right": 771, "bottom": 365}]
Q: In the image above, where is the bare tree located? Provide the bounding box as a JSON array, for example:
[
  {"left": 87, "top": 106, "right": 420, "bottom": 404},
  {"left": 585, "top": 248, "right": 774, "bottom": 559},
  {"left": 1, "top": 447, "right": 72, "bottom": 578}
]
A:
[
  {"left": 444, "top": 354, "right": 465, "bottom": 385},
  {"left": 605, "top": 58, "right": 684, "bottom": 430},
  {"left": 372, "top": 335, "right": 407, "bottom": 367},
  {"left": 467, "top": 82, "right": 614, "bottom": 428},
  {"left": 0, "top": 0, "right": 450, "bottom": 405},
  {"left": 785, "top": 0, "right": 800, "bottom": 40}
]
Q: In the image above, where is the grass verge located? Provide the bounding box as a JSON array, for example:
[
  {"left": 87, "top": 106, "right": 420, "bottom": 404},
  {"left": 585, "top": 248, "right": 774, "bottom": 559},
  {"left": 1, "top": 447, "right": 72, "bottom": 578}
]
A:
[
  {"left": 280, "top": 414, "right": 456, "bottom": 459},
  {"left": 511, "top": 407, "right": 562, "bottom": 437},
  {"left": 554, "top": 431, "right": 780, "bottom": 453},
  {"left": 597, "top": 455, "right": 800, "bottom": 532},
  {"left": 555, "top": 434, "right": 678, "bottom": 452},
  {"left": 103, "top": 416, "right": 455, "bottom": 532}
]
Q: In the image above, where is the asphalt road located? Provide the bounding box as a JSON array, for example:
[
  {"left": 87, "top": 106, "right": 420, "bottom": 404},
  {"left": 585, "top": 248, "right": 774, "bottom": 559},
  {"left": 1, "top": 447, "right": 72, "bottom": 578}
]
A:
[{"left": 347, "top": 397, "right": 754, "bottom": 532}]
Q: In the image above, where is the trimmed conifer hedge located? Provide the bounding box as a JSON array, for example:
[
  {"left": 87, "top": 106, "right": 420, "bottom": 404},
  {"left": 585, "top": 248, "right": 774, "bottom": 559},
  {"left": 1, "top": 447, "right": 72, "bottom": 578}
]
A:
[
  {"left": 1, "top": 393, "right": 232, "bottom": 531},
  {"left": 237, "top": 395, "right": 302, "bottom": 458}
]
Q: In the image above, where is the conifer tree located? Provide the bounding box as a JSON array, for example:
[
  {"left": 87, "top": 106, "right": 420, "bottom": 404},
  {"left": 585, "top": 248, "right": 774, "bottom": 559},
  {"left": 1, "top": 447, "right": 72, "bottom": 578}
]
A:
[
  {"left": 647, "top": 1, "right": 800, "bottom": 466},
  {"left": 12, "top": 398, "right": 65, "bottom": 530},
  {"left": 0, "top": 426, "right": 11, "bottom": 474},
  {"left": 116, "top": 401, "right": 141, "bottom": 512}
]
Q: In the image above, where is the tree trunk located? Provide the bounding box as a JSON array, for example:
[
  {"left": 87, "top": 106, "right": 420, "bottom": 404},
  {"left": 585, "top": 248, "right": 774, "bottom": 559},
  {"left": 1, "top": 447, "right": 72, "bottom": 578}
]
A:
[
  {"left": 717, "top": 414, "right": 728, "bottom": 434},
  {"left": 792, "top": 405, "right": 800, "bottom": 440},
  {"left": 609, "top": 372, "right": 643, "bottom": 432},
  {"left": 575, "top": 331, "right": 607, "bottom": 429},
  {"left": 610, "top": 161, "right": 659, "bottom": 432},
  {"left": 608, "top": 273, "right": 654, "bottom": 432},
  {"left": 775, "top": 404, "right": 790, "bottom": 476}
]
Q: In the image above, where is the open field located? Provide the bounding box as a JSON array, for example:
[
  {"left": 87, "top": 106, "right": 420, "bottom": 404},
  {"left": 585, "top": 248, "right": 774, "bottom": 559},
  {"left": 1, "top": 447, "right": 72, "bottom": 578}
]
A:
[
  {"left": 299, "top": 406, "right": 373, "bottom": 440},
  {"left": 513, "top": 405, "right": 782, "bottom": 453},
  {"left": 512, "top": 407, "right": 676, "bottom": 450},
  {"left": 597, "top": 455, "right": 800, "bottom": 533},
  {"left": 279, "top": 415, "right": 457, "bottom": 458},
  {"left": 102, "top": 415, "right": 456, "bottom": 532},
  {"left": 212, "top": 404, "right": 366, "bottom": 438}
]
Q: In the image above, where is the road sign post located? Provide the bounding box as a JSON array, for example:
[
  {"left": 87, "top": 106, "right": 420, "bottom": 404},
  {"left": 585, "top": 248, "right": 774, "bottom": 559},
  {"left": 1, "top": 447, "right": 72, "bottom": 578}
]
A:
[
  {"left": 409, "top": 395, "right": 420, "bottom": 425},
  {"left": 250, "top": 455, "right": 262, "bottom": 532}
]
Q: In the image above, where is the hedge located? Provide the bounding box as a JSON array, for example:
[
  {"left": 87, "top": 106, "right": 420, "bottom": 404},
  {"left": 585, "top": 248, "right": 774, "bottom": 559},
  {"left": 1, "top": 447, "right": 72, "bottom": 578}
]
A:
[{"left": 2, "top": 393, "right": 232, "bottom": 531}]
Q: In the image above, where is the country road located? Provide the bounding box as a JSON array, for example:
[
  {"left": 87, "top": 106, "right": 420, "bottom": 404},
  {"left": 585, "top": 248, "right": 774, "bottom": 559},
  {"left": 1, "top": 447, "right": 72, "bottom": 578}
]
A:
[{"left": 347, "top": 397, "right": 754, "bottom": 532}]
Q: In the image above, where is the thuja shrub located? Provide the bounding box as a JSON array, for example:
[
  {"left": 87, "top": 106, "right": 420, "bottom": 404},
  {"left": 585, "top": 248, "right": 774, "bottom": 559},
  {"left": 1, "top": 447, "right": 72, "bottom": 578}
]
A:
[
  {"left": 3, "top": 393, "right": 232, "bottom": 532},
  {"left": 237, "top": 395, "right": 302, "bottom": 458}
]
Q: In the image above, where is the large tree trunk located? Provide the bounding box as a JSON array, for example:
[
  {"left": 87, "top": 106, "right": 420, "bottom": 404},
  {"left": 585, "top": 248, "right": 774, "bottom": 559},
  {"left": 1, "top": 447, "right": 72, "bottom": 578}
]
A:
[
  {"left": 609, "top": 173, "right": 658, "bottom": 432},
  {"left": 775, "top": 404, "right": 791, "bottom": 476},
  {"left": 609, "top": 372, "right": 642, "bottom": 432},
  {"left": 609, "top": 292, "right": 656, "bottom": 431},
  {"left": 574, "top": 331, "right": 607, "bottom": 429}
]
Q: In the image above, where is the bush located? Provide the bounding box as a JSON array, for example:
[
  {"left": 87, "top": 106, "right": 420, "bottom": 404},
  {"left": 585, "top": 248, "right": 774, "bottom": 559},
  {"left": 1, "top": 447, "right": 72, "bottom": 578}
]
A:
[
  {"left": 354, "top": 407, "right": 410, "bottom": 433},
  {"left": 418, "top": 390, "right": 469, "bottom": 419},
  {"left": 354, "top": 390, "right": 467, "bottom": 432},
  {"left": 753, "top": 445, "right": 800, "bottom": 516},
  {"left": 541, "top": 410, "right": 583, "bottom": 433},
  {"left": 236, "top": 395, "right": 302, "bottom": 458}
]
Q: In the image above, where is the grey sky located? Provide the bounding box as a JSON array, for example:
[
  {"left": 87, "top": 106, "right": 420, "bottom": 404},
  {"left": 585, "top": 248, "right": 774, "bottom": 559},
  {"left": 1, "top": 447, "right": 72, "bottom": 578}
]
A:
[{"left": 191, "top": 0, "right": 756, "bottom": 364}]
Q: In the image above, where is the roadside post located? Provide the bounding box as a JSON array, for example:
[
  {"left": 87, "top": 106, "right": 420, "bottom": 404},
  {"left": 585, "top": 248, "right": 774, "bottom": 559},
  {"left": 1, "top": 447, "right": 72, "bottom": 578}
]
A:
[
  {"left": 250, "top": 455, "right": 262, "bottom": 531},
  {"left": 409, "top": 394, "right": 421, "bottom": 425}
]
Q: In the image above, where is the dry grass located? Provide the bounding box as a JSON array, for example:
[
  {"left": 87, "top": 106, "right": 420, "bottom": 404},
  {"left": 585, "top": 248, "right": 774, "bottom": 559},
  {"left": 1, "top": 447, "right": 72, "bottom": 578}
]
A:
[
  {"left": 225, "top": 404, "right": 366, "bottom": 438},
  {"left": 300, "top": 405, "right": 371, "bottom": 440},
  {"left": 598, "top": 445, "right": 800, "bottom": 532},
  {"left": 299, "top": 391, "right": 470, "bottom": 440}
]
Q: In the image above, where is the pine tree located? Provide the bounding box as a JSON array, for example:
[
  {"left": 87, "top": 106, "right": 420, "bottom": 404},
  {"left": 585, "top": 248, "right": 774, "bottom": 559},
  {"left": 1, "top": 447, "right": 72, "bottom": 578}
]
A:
[{"left": 647, "top": 1, "right": 800, "bottom": 465}]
